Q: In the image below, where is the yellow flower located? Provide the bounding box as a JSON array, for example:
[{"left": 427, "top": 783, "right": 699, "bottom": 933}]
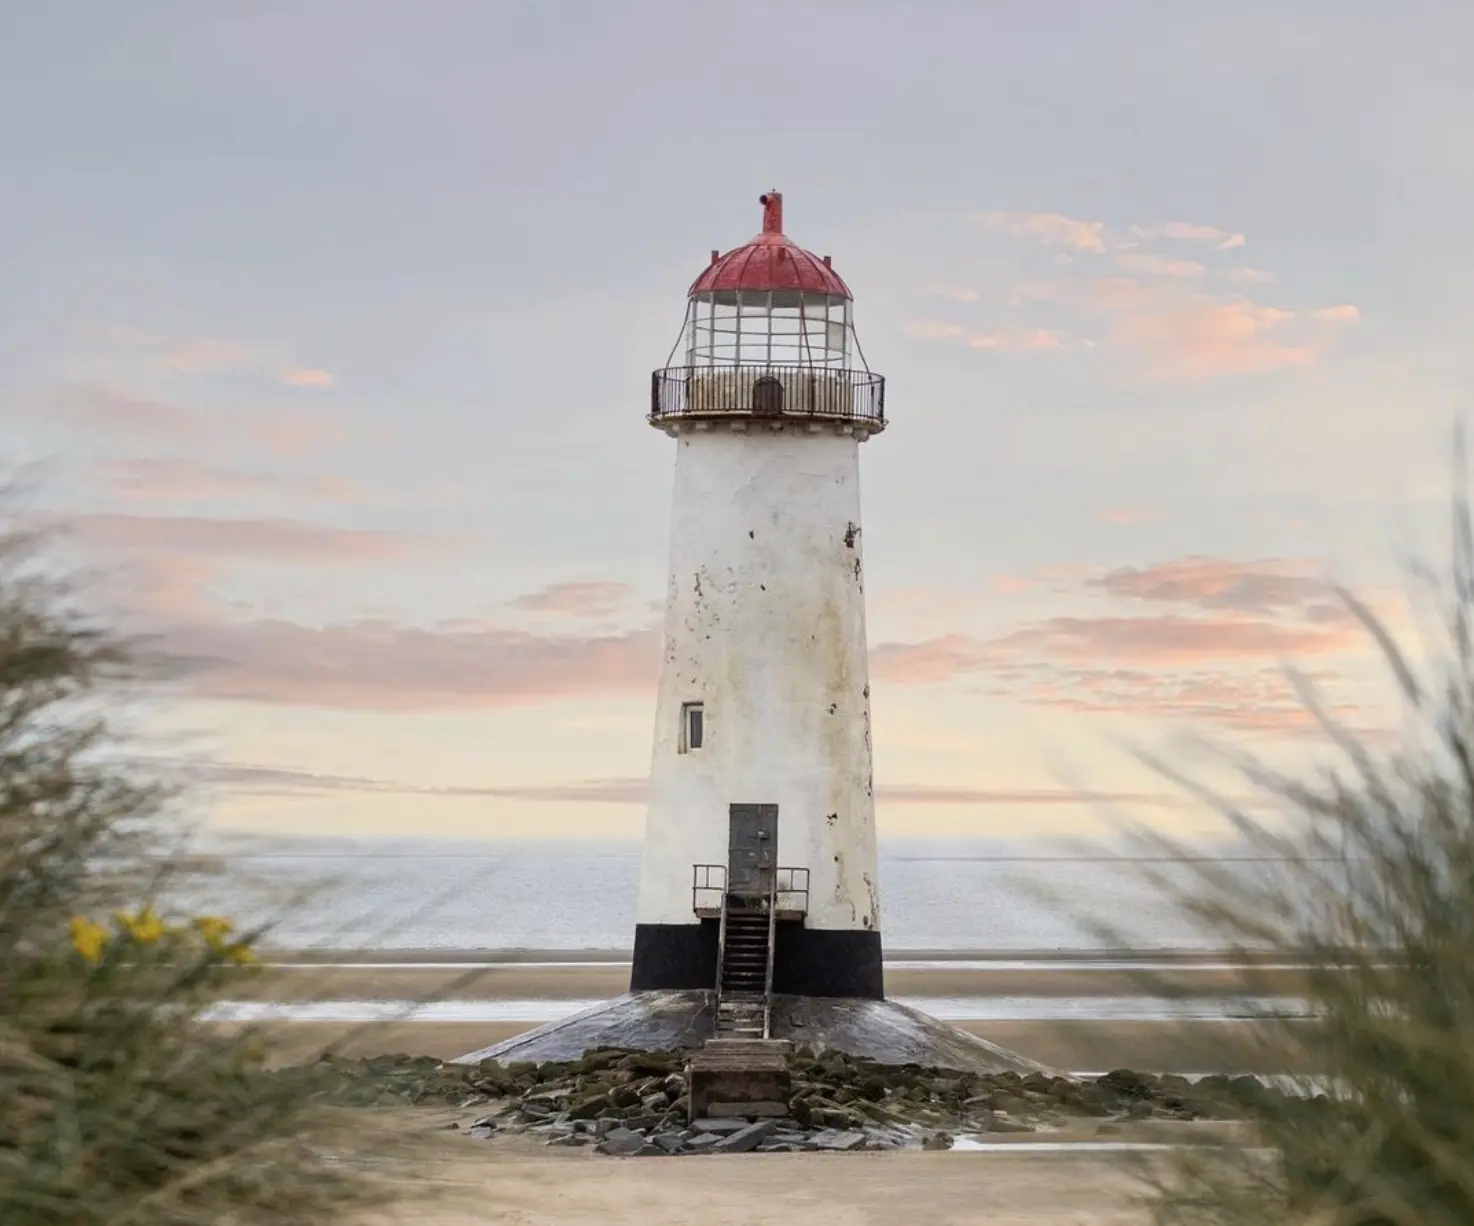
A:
[
  {"left": 115, "top": 907, "right": 166, "bottom": 945},
  {"left": 225, "top": 943, "right": 258, "bottom": 966},
  {"left": 194, "top": 916, "right": 235, "bottom": 950},
  {"left": 69, "top": 916, "right": 109, "bottom": 965}
]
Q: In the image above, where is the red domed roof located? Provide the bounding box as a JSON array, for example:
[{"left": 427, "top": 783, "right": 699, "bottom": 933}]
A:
[{"left": 687, "top": 191, "right": 852, "bottom": 300}]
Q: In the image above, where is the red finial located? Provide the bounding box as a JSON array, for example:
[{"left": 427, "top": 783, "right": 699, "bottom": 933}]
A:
[{"left": 759, "top": 190, "right": 783, "bottom": 235}]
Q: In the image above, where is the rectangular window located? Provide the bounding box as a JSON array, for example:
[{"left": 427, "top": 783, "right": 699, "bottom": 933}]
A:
[{"left": 680, "top": 702, "right": 704, "bottom": 752}]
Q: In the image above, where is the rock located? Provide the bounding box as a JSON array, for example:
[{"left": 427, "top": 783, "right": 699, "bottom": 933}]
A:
[
  {"left": 467, "top": 1125, "right": 496, "bottom": 1140},
  {"left": 598, "top": 1127, "right": 647, "bottom": 1157},
  {"left": 981, "top": 1113, "right": 1034, "bottom": 1134},
  {"left": 684, "top": 1133, "right": 721, "bottom": 1152},
  {"left": 713, "top": 1120, "right": 778, "bottom": 1154},
  {"left": 811, "top": 1129, "right": 867, "bottom": 1151},
  {"left": 759, "top": 1142, "right": 802, "bottom": 1153},
  {"left": 547, "top": 1133, "right": 588, "bottom": 1147},
  {"left": 521, "top": 1103, "right": 553, "bottom": 1121},
  {"left": 568, "top": 1093, "right": 609, "bottom": 1120},
  {"left": 690, "top": 1118, "right": 752, "bottom": 1135},
  {"left": 654, "top": 1132, "right": 686, "bottom": 1153},
  {"left": 920, "top": 1130, "right": 953, "bottom": 1151},
  {"left": 1097, "top": 1069, "right": 1157, "bottom": 1100}
]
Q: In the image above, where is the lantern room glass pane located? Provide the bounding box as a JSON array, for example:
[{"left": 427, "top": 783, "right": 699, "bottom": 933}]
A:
[{"left": 684, "top": 292, "right": 853, "bottom": 368}]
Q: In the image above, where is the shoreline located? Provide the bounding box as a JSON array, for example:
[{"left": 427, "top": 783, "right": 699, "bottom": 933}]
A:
[
  {"left": 259, "top": 945, "right": 1302, "bottom": 966},
  {"left": 231, "top": 948, "right": 1320, "bottom": 1075}
]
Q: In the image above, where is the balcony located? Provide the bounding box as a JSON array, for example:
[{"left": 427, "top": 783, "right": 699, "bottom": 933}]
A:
[
  {"left": 692, "top": 863, "right": 811, "bottom": 921},
  {"left": 650, "top": 364, "right": 885, "bottom": 434}
]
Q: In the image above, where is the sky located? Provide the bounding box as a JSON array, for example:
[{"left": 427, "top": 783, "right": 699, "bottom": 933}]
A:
[{"left": 2, "top": 0, "right": 1471, "bottom": 842}]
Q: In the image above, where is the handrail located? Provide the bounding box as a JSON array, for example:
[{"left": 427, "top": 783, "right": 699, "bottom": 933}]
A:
[
  {"left": 713, "top": 887, "right": 729, "bottom": 1003},
  {"left": 774, "top": 865, "right": 810, "bottom": 916},
  {"left": 650, "top": 363, "right": 885, "bottom": 429},
  {"left": 692, "top": 863, "right": 727, "bottom": 913},
  {"left": 762, "top": 872, "right": 778, "bottom": 1040}
]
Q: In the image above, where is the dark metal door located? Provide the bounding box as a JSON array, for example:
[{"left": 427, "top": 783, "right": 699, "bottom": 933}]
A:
[
  {"left": 751, "top": 376, "right": 784, "bottom": 417},
  {"left": 728, "top": 803, "right": 778, "bottom": 898}
]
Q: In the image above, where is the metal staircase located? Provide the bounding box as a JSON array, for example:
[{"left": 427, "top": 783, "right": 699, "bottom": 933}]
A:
[
  {"left": 715, "top": 899, "right": 773, "bottom": 1038},
  {"left": 693, "top": 862, "right": 808, "bottom": 1041}
]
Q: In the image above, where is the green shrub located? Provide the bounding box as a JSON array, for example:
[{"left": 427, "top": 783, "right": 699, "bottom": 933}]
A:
[{"left": 0, "top": 523, "right": 406, "bottom": 1225}]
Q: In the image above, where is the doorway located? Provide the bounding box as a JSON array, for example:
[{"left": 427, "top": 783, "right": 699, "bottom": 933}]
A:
[
  {"left": 727, "top": 803, "right": 777, "bottom": 898},
  {"left": 751, "top": 376, "right": 784, "bottom": 417}
]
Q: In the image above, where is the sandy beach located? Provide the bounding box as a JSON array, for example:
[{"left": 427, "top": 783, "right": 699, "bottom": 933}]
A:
[{"left": 356, "top": 1122, "right": 1168, "bottom": 1226}]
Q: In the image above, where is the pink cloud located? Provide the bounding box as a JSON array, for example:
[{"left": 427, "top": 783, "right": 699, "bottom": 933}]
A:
[
  {"left": 1225, "top": 267, "right": 1275, "bottom": 284},
  {"left": 201, "top": 761, "right": 1187, "bottom": 809},
  {"left": 1007, "top": 665, "right": 1364, "bottom": 738},
  {"left": 902, "top": 319, "right": 970, "bottom": 341},
  {"left": 991, "top": 574, "right": 1038, "bottom": 596},
  {"left": 870, "top": 634, "right": 992, "bottom": 685},
  {"left": 48, "top": 385, "right": 350, "bottom": 458},
  {"left": 111, "top": 329, "right": 332, "bottom": 387},
  {"left": 1089, "top": 555, "right": 1338, "bottom": 616},
  {"left": 991, "top": 613, "right": 1358, "bottom": 663},
  {"left": 967, "top": 329, "right": 1068, "bottom": 351},
  {"left": 904, "top": 321, "right": 1072, "bottom": 352},
  {"left": 1099, "top": 506, "right": 1159, "bottom": 525},
  {"left": 1108, "top": 296, "right": 1313, "bottom": 380},
  {"left": 1311, "top": 304, "right": 1361, "bottom": 323},
  {"left": 922, "top": 285, "right": 981, "bottom": 303},
  {"left": 510, "top": 581, "right": 635, "bottom": 619},
  {"left": 172, "top": 619, "right": 662, "bottom": 712},
  {"left": 64, "top": 512, "right": 430, "bottom": 562},
  {"left": 1116, "top": 253, "right": 1207, "bottom": 279},
  {"left": 94, "top": 457, "right": 366, "bottom": 504},
  {"left": 1147, "top": 222, "right": 1246, "bottom": 250},
  {"left": 977, "top": 211, "right": 1107, "bottom": 253},
  {"left": 281, "top": 368, "right": 335, "bottom": 388}
]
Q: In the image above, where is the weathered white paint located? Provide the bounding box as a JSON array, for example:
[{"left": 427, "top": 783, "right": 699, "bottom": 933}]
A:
[{"left": 635, "top": 419, "right": 881, "bottom": 934}]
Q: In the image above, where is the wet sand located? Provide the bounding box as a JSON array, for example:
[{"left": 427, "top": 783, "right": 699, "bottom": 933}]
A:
[
  {"left": 236, "top": 948, "right": 1315, "bottom": 1074},
  {"left": 245, "top": 953, "right": 1311, "bottom": 1004},
  {"left": 245, "top": 1017, "right": 1309, "bottom": 1072}
]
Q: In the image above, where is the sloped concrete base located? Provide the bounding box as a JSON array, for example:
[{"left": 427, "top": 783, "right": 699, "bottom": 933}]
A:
[{"left": 453, "top": 990, "right": 1052, "bottom": 1076}]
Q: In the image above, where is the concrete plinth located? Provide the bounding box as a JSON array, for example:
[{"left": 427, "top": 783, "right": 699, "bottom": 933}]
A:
[
  {"left": 688, "top": 1039, "right": 793, "bottom": 1120},
  {"left": 453, "top": 990, "right": 1053, "bottom": 1076}
]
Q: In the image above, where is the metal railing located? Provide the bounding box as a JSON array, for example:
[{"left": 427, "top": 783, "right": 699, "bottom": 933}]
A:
[
  {"left": 691, "top": 863, "right": 809, "bottom": 916},
  {"left": 774, "top": 866, "right": 810, "bottom": 916},
  {"left": 651, "top": 364, "right": 885, "bottom": 428},
  {"left": 692, "top": 863, "right": 727, "bottom": 914},
  {"left": 714, "top": 886, "right": 729, "bottom": 999},
  {"left": 762, "top": 871, "right": 778, "bottom": 1039}
]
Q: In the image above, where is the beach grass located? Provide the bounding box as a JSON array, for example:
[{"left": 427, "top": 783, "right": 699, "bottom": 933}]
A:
[{"left": 1096, "top": 472, "right": 1474, "bottom": 1226}]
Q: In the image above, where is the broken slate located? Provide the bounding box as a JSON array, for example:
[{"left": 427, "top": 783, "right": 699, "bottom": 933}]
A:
[
  {"left": 598, "top": 1127, "right": 647, "bottom": 1156},
  {"left": 713, "top": 1120, "right": 778, "bottom": 1154}
]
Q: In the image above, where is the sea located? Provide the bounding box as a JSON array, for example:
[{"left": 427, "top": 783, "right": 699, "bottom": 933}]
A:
[{"left": 184, "top": 836, "right": 1277, "bottom": 953}]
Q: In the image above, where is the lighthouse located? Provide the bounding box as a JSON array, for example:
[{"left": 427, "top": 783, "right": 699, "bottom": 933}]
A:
[
  {"left": 630, "top": 191, "right": 886, "bottom": 1009},
  {"left": 461, "top": 194, "right": 1042, "bottom": 1074}
]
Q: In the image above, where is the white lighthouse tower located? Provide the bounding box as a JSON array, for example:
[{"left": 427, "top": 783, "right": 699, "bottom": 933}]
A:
[{"left": 631, "top": 191, "right": 886, "bottom": 1008}]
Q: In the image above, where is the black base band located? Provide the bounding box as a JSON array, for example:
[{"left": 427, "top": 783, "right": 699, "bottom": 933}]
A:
[{"left": 629, "top": 921, "right": 884, "bottom": 1000}]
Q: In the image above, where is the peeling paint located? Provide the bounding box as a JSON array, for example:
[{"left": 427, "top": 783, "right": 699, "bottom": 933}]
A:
[{"left": 637, "top": 429, "right": 881, "bottom": 940}]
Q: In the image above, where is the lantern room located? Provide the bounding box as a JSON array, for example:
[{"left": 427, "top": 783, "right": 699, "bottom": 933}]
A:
[
  {"left": 651, "top": 191, "right": 885, "bottom": 434},
  {"left": 684, "top": 191, "right": 854, "bottom": 368}
]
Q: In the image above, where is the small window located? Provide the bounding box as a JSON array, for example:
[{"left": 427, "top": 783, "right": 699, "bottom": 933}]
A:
[{"left": 680, "top": 702, "right": 704, "bottom": 752}]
